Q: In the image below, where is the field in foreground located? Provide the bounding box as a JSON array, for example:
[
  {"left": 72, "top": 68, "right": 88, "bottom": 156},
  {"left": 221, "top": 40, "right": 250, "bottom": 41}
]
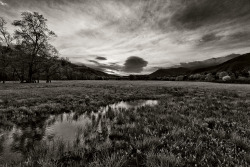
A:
[{"left": 0, "top": 81, "right": 250, "bottom": 166}]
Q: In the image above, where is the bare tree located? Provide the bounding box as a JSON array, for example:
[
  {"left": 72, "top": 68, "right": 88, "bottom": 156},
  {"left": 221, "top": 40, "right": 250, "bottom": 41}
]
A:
[{"left": 13, "top": 12, "right": 56, "bottom": 83}]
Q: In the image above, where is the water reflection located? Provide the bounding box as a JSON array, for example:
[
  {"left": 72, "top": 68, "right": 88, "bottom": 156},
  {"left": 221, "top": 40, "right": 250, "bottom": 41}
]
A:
[
  {"left": 100, "top": 100, "right": 159, "bottom": 112},
  {"left": 0, "top": 100, "right": 158, "bottom": 163}
]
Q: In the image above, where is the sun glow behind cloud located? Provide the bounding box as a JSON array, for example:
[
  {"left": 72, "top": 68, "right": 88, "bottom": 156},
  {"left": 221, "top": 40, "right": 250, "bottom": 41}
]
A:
[
  {"left": 0, "top": 0, "right": 7, "bottom": 6},
  {"left": 1, "top": 0, "right": 250, "bottom": 74}
]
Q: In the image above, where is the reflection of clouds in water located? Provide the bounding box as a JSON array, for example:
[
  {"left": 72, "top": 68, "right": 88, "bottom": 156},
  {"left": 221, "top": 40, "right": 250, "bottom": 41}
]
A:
[
  {"left": 45, "top": 113, "right": 92, "bottom": 142},
  {"left": 98, "top": 100, "right": 159, "bottom": 113},
  {"left": 110, "top": 100, "right": 158, "bottom": 110},
  {"left": 46, "top": 100, "right": 159, "bottom": 143},
  {"left": 0, "top": 100, "right": 159, "bottom": 163},
  {"left": 0, "top": 126, "right": 27, "bottom": 163}
]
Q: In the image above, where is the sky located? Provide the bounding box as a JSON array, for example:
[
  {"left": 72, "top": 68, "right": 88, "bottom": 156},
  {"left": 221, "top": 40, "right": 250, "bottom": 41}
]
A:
[{"left": 1, "top": 0, "right": 250, "bottom": 75}]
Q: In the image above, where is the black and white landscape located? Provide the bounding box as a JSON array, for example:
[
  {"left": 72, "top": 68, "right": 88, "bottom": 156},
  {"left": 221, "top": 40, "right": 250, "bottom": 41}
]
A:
[{"left": 0, "top": 0, "right": 250, "bottom": 166}]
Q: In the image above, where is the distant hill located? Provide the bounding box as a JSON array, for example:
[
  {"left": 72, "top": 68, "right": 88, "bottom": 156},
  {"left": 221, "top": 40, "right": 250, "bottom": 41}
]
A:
[
  {"left": 149, "top": 53, "right": 249, "bottom": 77},
  {"left": 192, "top": 53, "right": 250, "bottom": 74},
  {"left": 173, "top": 54, "right": 240, "bottom": 69},
  {"left": 71, "top": 62, "right": 116, "bottom": 78},
  {"left": 149, "top": 67, "right": 191, "bottom": 78}
]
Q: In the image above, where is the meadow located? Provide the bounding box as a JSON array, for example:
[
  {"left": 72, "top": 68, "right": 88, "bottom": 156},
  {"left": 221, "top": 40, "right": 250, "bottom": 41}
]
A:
[{"left": 0, "top": 81, "right": 250, "bottom": 166}]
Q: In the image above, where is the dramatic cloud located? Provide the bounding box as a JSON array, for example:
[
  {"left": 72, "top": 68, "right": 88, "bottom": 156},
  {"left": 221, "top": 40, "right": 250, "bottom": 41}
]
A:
[
  {"left": 88, "top": 60, "right": 99, "bottom": 64},
  {"left": 1, "top": 0, "right": 250, "bottom": 74},
  {"left": 228, "top": 31, "right": 250, "bottom": 42},
  {"left": 0, "top": 0, "right": 7, "bottom": 6},
  {"left": 199, "top": 33, "right": 223, "bottom": 44},
  {"left": 171, "top": 0, "right": 250, "bottom": 30},
  {"left": 123, "top": 56, "right": 148, "bottom": 73},
  {"left": 96, "top": 56, "right": 107, "bottom": 61}
]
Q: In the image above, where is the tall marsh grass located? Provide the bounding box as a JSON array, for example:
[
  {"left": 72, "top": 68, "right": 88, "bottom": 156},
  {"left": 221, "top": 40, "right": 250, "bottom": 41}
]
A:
[{"left": 0, "top": 81, "right": 249, "bottom": 166}]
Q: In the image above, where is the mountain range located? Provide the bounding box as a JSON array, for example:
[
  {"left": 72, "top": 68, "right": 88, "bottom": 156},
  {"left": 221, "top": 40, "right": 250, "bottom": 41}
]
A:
[
  {"left": 150, "top": 53, "right": 250, "bottom": 78},
  {"left": 172, "top": 54, "right": 240, "bottom": 69}
]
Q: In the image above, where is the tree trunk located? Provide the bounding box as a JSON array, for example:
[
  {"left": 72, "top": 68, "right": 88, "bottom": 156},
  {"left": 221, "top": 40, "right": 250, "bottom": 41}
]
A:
[
  {"left": 28, "top": 64, "right": 33, "bottom": 83},
  {"left": 46, "top": 75, "right": 50, "bottom": 83},
  {"left": 2, "top": 72, "right": 6, "bottom": 84},
  {"left": 20, "top": 75, "right": 24, "bottom": 83},
  {"left": 46, "top": 79, "right": 51, "bottom": 83},
  {"left": 1, "top": 68, "right": 6, "bottom": 84},
  {"left": 37, "top": 72, "right": 40, "bottom": 83}
]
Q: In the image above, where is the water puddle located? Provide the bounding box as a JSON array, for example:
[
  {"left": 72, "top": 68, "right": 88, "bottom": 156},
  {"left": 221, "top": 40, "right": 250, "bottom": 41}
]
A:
[{"left": 0, "top": 100, "right": 158, "bottom": 163}]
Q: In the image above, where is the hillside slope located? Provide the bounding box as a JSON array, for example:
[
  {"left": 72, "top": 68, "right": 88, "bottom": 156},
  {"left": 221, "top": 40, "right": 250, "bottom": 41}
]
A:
[
  {"left": 64, "top": 62, "right": 117, "bottom": 79},
  {"left": 192, "top": 53, "right": 250, "bottom": 74},
  {"left": 150, "top": 53, "right": 249, "bottom": 77},
  {"left": 173, "top": 54, "right": 240, "bottom": 69},
  {"left": 149, "top": 67, "right": 191, "bottom": 77}
]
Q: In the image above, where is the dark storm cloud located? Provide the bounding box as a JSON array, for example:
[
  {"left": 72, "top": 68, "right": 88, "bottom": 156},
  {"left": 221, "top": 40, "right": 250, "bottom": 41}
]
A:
[
  {"left": 88, "top": 60, "right": 99, "bottom": 64},
  {"left": 0, "top": 1, "right": 7, "bottom": 6},
  {"left": 5, "top": 0, "right": 83, "bottom": 6},
  {"left": 197, "top": 30, "right": 250, "bottom": 49},
  {"left": 200, "top": 33, "right": 223, "bottom": 43},
  {"left": 123, "top": 56, "right": 148, "bottom": 73},
  {"left": 96, "top": 56, "right": 107, "bottom": 60},
  {"left": 228, "top": 31, "right": 250, "bottom": 41},
  {"left": 171, "top": 0, "right": 250, "bottom": 30}
]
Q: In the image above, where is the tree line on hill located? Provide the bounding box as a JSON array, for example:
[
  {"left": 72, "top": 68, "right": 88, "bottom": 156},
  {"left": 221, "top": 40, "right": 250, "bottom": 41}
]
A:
[
  {"left": 147, "top": 71, "right": 250, "bottom": 83},
  {"left": 0, "top": 12, "right": 115, "bottom": 84}
]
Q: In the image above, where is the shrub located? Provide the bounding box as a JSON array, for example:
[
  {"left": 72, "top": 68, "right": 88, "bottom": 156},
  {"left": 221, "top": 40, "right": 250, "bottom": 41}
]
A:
[
  {"left": 217, "top": 71, "right": 228, "bottom": 79},
  {"left": 205, "top": 73, "right": 215, "bottom": 82},
  {"left": 189, "top": 74, "right": 202, "bottom": 81},
  {"left": 238, "top": 76, "right": 248, "bottom": 80},
  {"left": 175, "top": 76, "right": 184, "bottom": 81},
  {"left": 222, "top": 75, "right": 231, "bottom": 81}
]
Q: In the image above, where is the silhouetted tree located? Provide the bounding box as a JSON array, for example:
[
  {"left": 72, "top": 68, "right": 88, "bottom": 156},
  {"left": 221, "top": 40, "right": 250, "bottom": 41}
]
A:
[
  {"left": 13, "top": 12, "right": 56, "bottom": 83},
  {"left": 11, "top": 45, "right": 29, "bottom": 83},
  {"left": 0, "top": 17, "right": 13, "bottom": 83}
]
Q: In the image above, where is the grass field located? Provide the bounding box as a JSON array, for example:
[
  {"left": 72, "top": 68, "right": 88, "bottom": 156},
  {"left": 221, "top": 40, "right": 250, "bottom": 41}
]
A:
[{"left": 0, "top": 81, "right": 250, "bottom": 166}]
